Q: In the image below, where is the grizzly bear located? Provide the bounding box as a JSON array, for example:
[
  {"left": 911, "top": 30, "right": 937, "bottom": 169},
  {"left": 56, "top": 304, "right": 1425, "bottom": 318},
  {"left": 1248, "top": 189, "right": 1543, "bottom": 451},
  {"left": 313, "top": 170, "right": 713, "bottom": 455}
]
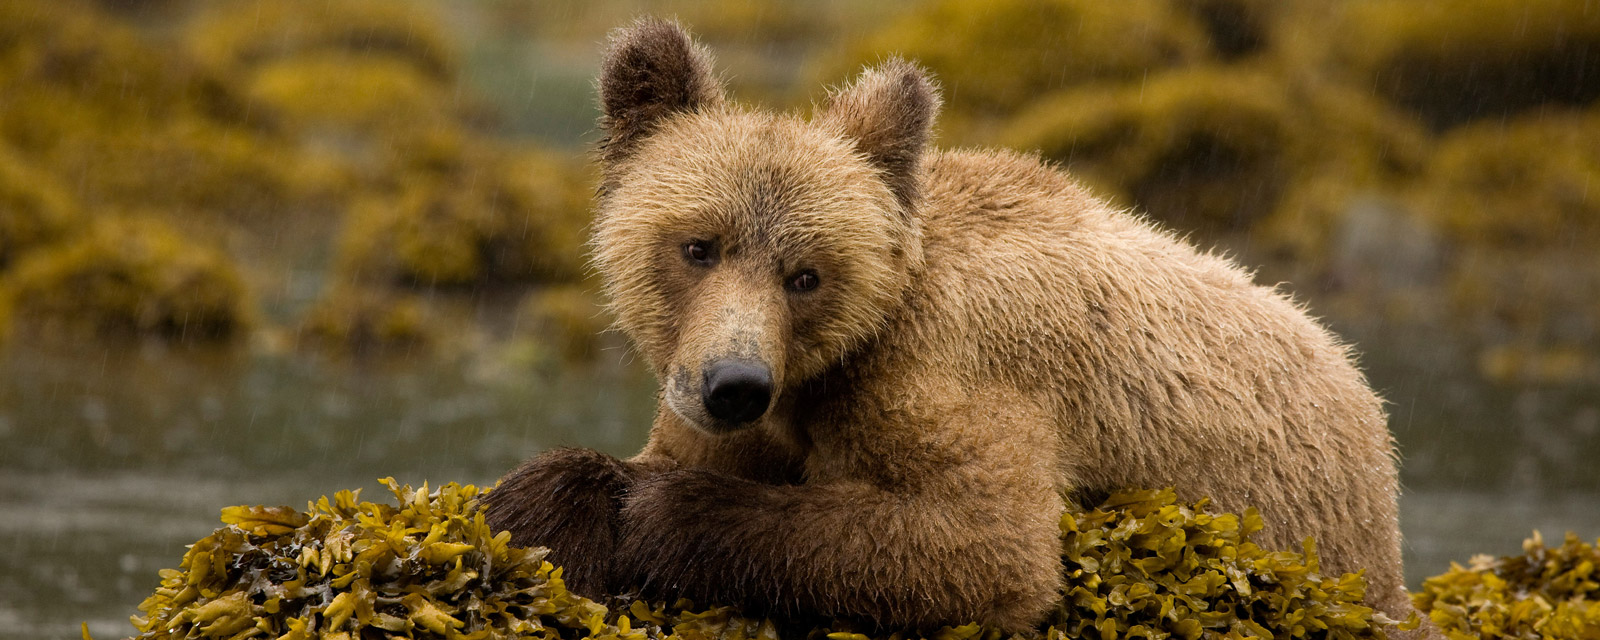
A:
[{"left": 486, "top": 18, "right": 1426, "bottom": 635}]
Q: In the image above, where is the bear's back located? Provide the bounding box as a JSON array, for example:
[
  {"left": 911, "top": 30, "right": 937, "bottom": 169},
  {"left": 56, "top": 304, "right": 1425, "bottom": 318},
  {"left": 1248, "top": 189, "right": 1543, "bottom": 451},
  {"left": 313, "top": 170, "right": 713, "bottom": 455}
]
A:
[{"left": 885, "top": 147, "right": 1394, "bottom": 579}]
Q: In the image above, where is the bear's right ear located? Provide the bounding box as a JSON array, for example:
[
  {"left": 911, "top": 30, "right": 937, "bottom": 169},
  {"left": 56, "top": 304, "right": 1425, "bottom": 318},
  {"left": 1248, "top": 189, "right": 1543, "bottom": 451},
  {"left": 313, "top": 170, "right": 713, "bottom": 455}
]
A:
[{"left": 598, "top": 18, "right": 725, "bottom": 168}]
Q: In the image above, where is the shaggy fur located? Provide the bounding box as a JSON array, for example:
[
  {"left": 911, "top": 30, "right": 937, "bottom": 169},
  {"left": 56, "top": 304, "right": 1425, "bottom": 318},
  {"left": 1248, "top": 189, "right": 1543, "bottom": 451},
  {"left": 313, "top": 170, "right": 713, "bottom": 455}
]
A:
[{"left": 487, "top": 18, "right": 1430, "bottom": 636}]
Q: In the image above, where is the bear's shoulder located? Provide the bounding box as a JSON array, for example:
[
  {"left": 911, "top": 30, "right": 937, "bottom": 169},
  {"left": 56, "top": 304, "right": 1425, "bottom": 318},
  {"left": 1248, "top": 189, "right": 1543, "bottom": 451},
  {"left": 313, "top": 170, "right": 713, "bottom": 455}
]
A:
[{"left": 923, "top": 147, "right": 1089, "bottom": 207}]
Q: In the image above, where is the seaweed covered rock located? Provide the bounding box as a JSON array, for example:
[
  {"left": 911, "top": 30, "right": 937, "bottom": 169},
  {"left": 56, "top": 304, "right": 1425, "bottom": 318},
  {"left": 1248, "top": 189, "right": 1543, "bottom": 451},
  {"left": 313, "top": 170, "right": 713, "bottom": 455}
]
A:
[
  {"left": 294, "top": 286, "right": 439, "bottom": 358},
  {"left": 826, "top": 0, "right": 1210, "bottom": 139},
  {"left": 1051, "top": 488, "right": 1409, "bottom": 639},
  {"left": 1171, "top": 0, "right": 1286, "bottom": 60},
  {"left": 0, "top": 145, "right": 78, "bottom": 269},
  {"left": 185, "top": 0, "right": 457, "bottom": 83},
  {"left": 1002, "top": 68, "right": 1425, "bottom": 236},
  {"left": 1325, "top": 0, "right": 1600, "bottom": 129},
  {"left": 514, "top": 286, "right": 613, "bottom": 365},
  {"left": 0, "top": 0, "right": 331, "bottom": 218},
  {"left": 336, "top": 143, "right": 590, "bottom": 289},
  {"left": 181, "top": 0, "right": 473, "bottom": 199},
  {"left": 1414, "top": 531, "right": 1600, "bottom": 640},
  {"left": 117, "top": 484, "right": 1418, "bottom": 640},
  {"left": 1403, "top": 111, "right": 1600, "bottom": 360},
  {"left": 187, "top": 0, "right": 470, "bottom": 161},
  {"left": 59, "top": 119, "right": 335, "bottom": 218},
  {"left": 0, "top": 0, "right": 248, "bottom": 146},
  {"left": 1413, "top": 111, "right": 1600, "bottom": 251},
  {"left": 0, "top": 217, "right": 250, "bottom": 343},
  {"left": 126, "top": 479, "right": 623, "bottom": 640},
  {"left": 245, "top": 53, "right": 461, "bottom": 138}
]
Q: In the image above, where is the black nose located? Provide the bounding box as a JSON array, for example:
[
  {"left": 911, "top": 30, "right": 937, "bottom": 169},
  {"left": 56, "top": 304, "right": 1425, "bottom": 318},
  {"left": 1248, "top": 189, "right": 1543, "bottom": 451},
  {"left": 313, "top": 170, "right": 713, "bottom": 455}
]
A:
[{"left": 702, "top": 360, "right": 772, "bottom": 424}]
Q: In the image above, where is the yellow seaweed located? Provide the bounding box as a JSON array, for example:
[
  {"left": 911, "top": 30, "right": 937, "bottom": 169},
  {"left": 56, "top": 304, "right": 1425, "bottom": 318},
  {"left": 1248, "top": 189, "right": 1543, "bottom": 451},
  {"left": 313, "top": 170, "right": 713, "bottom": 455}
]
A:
[{"left": 113, "top": 481, "right": 1437, "bottom": 640}]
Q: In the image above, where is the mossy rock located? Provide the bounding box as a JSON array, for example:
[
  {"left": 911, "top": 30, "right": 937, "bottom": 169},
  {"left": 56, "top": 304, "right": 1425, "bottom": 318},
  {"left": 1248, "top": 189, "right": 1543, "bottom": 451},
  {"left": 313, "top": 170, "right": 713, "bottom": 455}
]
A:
[
  {"left": 1324, "top": 0, "right": 1600, "bottom": 129},
  {"left": 1414, "top": 531, "right": 1600, "bottom": 639},
  {"left": 116, "top": 483, "right": 1417, "bottom": 640},
  {"left": 337, "top": 144, "right": 591, "bottom": 289},
  {"left": 294, "top": 286, "right": 439, "bottom": 358},
  {"left": 1002, "top": 68, "right": 1426, "bottom": 236},
  {"left": 0, "top": 145, "right": 78, "bottom": 269},
  {"left": 0, "top": 217, "right": 250, "bottom": 343},
  {"left": 185, "top": 0, "right": 457, "bottom": 83},
  {"left": 821, "top": 0, "right": 1210, "bottom": 140}
]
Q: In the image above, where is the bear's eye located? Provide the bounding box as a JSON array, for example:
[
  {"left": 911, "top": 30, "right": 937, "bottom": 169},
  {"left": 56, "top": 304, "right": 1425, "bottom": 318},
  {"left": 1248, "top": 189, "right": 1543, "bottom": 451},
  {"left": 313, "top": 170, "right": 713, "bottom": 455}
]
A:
[
  {"left": 683, "top": 240, "right": 714, "bottom": 265},
  {"left": 787, "top": 270, "right": 820, "bottom": 293}
]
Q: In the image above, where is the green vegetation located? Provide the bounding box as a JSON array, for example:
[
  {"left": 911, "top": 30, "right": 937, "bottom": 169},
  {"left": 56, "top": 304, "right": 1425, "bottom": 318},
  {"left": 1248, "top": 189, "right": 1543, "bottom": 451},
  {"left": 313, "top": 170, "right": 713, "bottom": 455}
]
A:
[
  {"left": 0, "top": 217, "right": 250, "bottom": 342},
  {"left": 118, "top": 483, "right": 1428, "bottom": 640},
  {"left": 1414, "top": 531, "right": 1600, "bottom": 639}
]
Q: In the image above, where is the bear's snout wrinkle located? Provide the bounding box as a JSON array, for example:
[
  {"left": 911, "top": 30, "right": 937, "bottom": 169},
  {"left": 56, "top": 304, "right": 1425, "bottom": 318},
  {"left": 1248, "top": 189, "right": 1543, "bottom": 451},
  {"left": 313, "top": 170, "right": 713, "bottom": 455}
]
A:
[{"left": 701, "top": 359, "right": 773, "bottom": 424}]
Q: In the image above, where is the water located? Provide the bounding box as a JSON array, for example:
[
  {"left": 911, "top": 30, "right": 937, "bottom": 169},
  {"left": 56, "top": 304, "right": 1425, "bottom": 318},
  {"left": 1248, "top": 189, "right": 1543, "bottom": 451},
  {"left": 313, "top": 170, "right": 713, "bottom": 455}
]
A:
[
  {"left": 0, "top": 343, "right": 657, "bottom": 639},
  {"left": 1, "top": 336, "right": 1597, "bottom": 639}
]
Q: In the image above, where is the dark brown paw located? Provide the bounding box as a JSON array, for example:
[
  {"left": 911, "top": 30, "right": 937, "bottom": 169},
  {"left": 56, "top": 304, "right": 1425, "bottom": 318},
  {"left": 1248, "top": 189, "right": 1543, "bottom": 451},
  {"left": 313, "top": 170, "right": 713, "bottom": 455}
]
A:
[
  {"left": 483, "top": 448, "right": 638, "bottom": 597},
  {"left": 613, "top": 469, "right": 771, "bottom": 607}
]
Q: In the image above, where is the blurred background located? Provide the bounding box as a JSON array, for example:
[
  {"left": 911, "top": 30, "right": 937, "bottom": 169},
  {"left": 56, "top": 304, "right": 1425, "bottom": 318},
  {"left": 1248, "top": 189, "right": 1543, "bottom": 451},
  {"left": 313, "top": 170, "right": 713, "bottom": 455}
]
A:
[{"left": 0, "top": 0, "right": 1595, "bottom": 637}]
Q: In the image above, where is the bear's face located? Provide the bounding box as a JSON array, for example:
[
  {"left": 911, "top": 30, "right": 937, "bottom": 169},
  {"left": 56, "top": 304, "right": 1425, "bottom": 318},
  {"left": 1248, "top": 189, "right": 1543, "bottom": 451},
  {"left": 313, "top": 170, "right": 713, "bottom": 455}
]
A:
[
  {"left": 590, "top": 19, "right": 938, "bottom": 434},
  {"left": 595, "top": 110, "right": 919, "bottom": 432}
]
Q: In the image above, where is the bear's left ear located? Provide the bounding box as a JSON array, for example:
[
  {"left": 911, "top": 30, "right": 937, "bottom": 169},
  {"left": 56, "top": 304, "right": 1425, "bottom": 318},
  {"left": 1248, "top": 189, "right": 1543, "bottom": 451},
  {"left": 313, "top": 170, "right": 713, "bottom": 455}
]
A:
[
  {"left": 820, "top": 58, "right": 941, "bottom": 213},
  {"left": 598, "top": 18, "right": 725, "bottom": 169}
]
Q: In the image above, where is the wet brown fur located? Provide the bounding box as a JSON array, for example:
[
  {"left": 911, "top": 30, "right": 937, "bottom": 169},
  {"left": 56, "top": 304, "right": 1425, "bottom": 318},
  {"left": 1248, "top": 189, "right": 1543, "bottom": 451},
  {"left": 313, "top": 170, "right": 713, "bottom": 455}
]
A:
[{"left": 486, "top": 18, "right": 1429, "bottom": 636}]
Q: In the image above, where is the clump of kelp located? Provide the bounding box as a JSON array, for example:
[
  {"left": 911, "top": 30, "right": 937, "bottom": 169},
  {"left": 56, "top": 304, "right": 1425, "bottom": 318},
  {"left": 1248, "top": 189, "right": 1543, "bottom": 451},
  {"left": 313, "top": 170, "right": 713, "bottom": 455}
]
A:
[
  {"left": 1414, "top": 531, "right": 1600, "bottom": 639},
  {"left": 1051, "top": 489, "right": 1412, "bottom": 639},
  {"left": 122, "top": 479, "right": 619, "bottom": 640},
  {"left": 117, "top": 484, "right": 1427, "bottom": 640}
]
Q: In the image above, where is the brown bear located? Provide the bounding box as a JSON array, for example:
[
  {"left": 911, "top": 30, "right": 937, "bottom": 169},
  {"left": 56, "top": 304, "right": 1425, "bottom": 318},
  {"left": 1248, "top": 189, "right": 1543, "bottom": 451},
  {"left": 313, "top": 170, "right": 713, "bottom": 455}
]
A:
[{"left": 486, "top": 18, "right": 1427, "bottom": 636}]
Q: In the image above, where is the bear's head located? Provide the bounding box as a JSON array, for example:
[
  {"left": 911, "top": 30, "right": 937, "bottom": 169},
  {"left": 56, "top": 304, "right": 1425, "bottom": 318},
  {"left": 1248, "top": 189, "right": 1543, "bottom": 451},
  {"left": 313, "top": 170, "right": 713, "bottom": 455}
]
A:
[{"left": 592, "top": 19, "right": 936, "bottom": 434}]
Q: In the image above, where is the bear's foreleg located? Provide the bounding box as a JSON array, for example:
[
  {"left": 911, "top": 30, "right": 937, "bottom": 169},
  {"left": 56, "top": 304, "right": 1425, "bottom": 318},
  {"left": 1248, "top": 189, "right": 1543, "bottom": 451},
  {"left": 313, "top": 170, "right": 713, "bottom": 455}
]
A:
[
  {"left": 483, "top": 448, "right": 644, "bottom": 597},
  {"left": 612, "top": 468, "right": 1063, "bottom": 632}
]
